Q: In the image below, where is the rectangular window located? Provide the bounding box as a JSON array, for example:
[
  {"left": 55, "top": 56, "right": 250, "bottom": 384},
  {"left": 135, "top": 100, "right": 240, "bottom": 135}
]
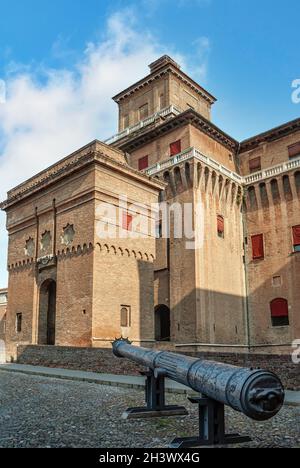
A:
[
  {"left": 170, "top": 140, "right": 182, "bottom": 157},
  {"left": 121, "top": 306, "right": 131, "bottom": 327},
  {"left": 139, "top": 103, "right": 149, "bottom": 120},
  {"left": 292, "top": 225, "right": 300, "bottom": 251},
  {"left": 217, "top": 215, "right": 225, "bottom": 238},
  {"left": 16, "top": 313, "right": 22, "bottom": 333},
  {"left": 122, "top": 212, "right": 133, "bottom": 231},
  {"left": 249, "top": 157, "right": 261, "bottom": 173},
  {"left": 271, "top": 299, "right": 289, "bottom": 327},
  {"left": 138, "top": 155, "right": 149, "bottom": 171},
  {"left": 288, "top": 142, "right": 300, "bottom": 159},
  {"left": 251, "top": 234, "right": 264, "bottom": 260}
]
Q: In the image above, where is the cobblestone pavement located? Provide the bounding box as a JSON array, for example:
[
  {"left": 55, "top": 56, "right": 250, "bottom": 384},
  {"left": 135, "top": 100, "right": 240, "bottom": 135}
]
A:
[{"left": 0, "top": 370, "right": 299, "bottom": 448}]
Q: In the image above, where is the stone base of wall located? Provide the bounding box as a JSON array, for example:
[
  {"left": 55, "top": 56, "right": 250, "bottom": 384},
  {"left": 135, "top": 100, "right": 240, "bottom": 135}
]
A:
[
  {"left": 16, "top": 345, "right": 300, "bottom": 390},
  {"left": 17, "top": 345, "right": 145, "bottom": 376}
]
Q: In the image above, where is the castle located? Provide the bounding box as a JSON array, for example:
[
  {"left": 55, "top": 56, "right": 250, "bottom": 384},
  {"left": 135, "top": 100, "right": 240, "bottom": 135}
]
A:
[{"left": 1, "top": 56, "right": 300, "bottom": 361}]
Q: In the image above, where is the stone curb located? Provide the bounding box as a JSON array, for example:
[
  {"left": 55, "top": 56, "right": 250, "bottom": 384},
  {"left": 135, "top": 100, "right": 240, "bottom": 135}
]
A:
[
  {"left": 0, "top": 364, "right": 299, "bottom": 405},
  {"left": 0, "top": 365, "right": 193, "bottom": 395}
]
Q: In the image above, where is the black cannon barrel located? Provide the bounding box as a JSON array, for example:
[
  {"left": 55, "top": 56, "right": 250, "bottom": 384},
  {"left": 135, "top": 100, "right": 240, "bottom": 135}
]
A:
[{"left": 113, "top": 340, "right": 285, "bottom": 421}]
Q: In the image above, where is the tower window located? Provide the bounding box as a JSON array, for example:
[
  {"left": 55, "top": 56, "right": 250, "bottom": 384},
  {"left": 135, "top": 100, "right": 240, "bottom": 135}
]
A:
[
  {"left": 292, "top": 225, "right": 300, "bottom": 252},
  {"left": 251, "top": 234, "right": 264, "bottom": 260},
  {"left": 16, "top": 313, "right": 22, "bottom": 333},
  {"left": 170, "top": 140, "right": 182, "bottom": 157},
  {"left": 270, "top": 298, "right": 289, "bottom": 327},
  {"left": 249, "top": 157, "right": 261, "bottom": 173},
  {"left": 217, "top": 215, "right": 225, "bottom": 238},
  {"left": 122, "top": 212, "right": 133, "bottom": 231},
  {"left": 288, "top": 142, "right": 300, "bottom": 159},
  {"left": 138, "top": 155, "right": 149, "bottom": 171}
]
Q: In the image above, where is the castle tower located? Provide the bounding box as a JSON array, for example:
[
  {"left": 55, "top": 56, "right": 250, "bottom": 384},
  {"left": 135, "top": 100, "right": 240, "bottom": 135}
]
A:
[{"left": 108, "top": 56, "right": 248, "bottom": 350}]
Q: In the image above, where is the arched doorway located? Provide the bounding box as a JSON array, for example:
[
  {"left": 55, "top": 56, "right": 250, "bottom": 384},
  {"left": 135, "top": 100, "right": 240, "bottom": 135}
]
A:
[
  {"left": 155, "top": 305, "right": 171, "bottom": 342},
  {"left": 38, "top": 279, "right": 57, "bottom": 345}
]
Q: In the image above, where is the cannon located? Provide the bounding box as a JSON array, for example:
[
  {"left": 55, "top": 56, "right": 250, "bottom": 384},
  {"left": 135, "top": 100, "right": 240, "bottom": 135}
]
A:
[{"left": 113, "top": 339, "right": 285, "bottom": 448}]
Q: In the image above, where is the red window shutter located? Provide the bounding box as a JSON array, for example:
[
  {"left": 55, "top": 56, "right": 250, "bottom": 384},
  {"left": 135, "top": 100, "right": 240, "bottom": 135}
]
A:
[
  {"left": 170, "top": 140, "right": 182, "bottom": 157},
  {"left": 249, "top": 157, "right": 261, "bottom": 173},
  {"left": 270, "top": 299, "right": 288, "bottom": 318},
  {"left": 217, "top": 215, "right": 224, "bottom": 234},
  {"left": 122, "top": 212, "right": 133, "bottom": 231},
  {"left": 292, "top": 225, "right": 300, "bottom": 245},
  {"left": 251, "top": 234, "right": 264, "bottom": 259},
  {"left": 288, "top": 142, "right": 300, "bottom": 158},
  {"left": 138, "top": 155, "right": 149, "bottom": 171}
]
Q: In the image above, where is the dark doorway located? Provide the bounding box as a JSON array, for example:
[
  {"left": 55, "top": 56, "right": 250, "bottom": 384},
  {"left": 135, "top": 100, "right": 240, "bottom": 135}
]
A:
[
  {"left": 155, "top": 305, "right": 171, "bottom": 342},
  {"left": 38, "top": 280, "right": 57, "bottom": 345}
]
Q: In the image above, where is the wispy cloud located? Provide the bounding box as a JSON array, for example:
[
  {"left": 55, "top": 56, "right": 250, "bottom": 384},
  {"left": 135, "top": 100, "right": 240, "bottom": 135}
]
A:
[{"left": 0, "top": 7, "right": 211, "bottom": 287}]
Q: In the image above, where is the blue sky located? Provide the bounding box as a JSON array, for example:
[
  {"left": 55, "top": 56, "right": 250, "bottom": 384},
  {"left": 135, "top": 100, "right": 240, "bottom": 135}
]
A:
[{"left": 0, "top": 0, "right": 299, "bottom": 287}]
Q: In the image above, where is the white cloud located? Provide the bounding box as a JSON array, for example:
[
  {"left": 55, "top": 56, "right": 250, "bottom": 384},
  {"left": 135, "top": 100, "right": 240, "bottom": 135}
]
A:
[{"left": 0, "top": 8, "right": 210, "bottom": 287}]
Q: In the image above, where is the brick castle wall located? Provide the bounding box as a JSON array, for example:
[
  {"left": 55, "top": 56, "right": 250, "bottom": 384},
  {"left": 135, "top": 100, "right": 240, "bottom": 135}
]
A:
[{"left": 16, "top": 345, "right": 299, "bottom": 390}]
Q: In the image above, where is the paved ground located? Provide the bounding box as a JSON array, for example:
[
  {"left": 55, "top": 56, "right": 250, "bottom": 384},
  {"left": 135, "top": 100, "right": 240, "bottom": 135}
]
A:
[
  {"left": 1, "top": 363, "right": 299, "bottom": 405},
  {"left": 0, "top": 370, "right": 299, "bottom": 448}
]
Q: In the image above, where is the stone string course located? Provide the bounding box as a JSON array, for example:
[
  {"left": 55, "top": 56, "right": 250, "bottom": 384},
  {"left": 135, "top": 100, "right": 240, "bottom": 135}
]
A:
[{"left": 16, "top": 345, "right": 300, "bottom": 390}]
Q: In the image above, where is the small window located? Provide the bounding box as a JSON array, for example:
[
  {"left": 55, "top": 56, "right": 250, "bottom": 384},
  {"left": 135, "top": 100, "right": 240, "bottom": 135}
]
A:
[
  {"left": 288, "top": 142, "right": 300, "bottom": 159},
  {"left": 249, "top": 157, "right": 261, "bottom": 173},
  {"left": 16, "top": 313, "right": 22, "bottom": 333},
  {"left": 270, "top": 298, "right": 289, "bottom": 327},
  {"left": 139, "top": 103, "right": 149, "bottom": 120},
  {"left": 122, "top": 212, "right": 133, "bottom": 231},
  {"left": 217, "top": 215, "right": 225, "bottom": 238},
  {"left": 138, "top": 155, "right": 149, "bottom": 171},
  {"left": 121, "top": 306, "right": 131, "bottom": 327},
  {"left": 292, "top": 225, "right": 300, "bottom": 252},
  {"left": 123, "top": 114, "right": 129, "bottom": 129},
  {"left": 170, "top": 140, "right": 182, "bottom": 157},
  {"left": 251, "top": 234, "right": 264, "bottom": 260}
]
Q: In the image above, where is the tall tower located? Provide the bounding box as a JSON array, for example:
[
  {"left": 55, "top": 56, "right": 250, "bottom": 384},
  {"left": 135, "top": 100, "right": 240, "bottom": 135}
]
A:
[{"left": 107, "top": 56, "right": 247, "bottom": 350}]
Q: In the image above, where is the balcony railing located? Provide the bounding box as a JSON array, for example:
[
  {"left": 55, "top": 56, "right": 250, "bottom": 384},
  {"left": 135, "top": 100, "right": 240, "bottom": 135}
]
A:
[
  {"left": 243, "top": 156, "right": 300, "bottom": 185},
  {"left": 146, "top": 147, "right": 243, "bottom": 184},
  {"left": 145, "top": 149, "right": 300, "bottom": 187},
  {"left": 104, "top": 105, "right": 182, "bottom": 145}
]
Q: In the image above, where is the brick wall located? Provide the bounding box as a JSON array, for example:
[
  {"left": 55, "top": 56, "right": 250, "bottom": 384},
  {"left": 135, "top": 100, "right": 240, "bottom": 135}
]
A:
[{"left": 16, "top": 345, "right": 299, "bottom": 390}]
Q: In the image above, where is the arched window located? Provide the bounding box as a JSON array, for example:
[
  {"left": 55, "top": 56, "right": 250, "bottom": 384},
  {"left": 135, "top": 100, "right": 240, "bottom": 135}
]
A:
[
  {"left": 217, "top": 215, "right": 225, "bottom": 238},
  {"left": 248, "top": 186, "right": 257, "bottom": 209},
  {"left": 270, "top": 298, "right": 289, "bottom": 327},
  {"left": 155, "top": 305, "right": 171, "bottom": 342},
  {"left": 270, "top": 179, "right": 280, "bottom": 203}
]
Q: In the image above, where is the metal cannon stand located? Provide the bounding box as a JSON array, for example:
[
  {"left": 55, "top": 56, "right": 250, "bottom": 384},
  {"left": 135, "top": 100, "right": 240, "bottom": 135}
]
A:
[
  {"left": 170, "top": 396, "right": 252, "bottom": 448},
  {"left": 122, "top": 369, "right": 188, "bottom": 419}
]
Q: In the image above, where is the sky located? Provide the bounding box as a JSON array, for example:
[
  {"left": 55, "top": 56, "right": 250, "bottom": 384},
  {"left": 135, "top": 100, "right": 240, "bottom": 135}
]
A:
[{"left": 0, "top": 0, "right": 299, "bottom": 287}]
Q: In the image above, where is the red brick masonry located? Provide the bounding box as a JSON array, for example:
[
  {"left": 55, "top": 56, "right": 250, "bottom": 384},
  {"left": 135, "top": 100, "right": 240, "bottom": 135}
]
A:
[{"left": 16, "top": 345, "right": 300, "bottom": 391}]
